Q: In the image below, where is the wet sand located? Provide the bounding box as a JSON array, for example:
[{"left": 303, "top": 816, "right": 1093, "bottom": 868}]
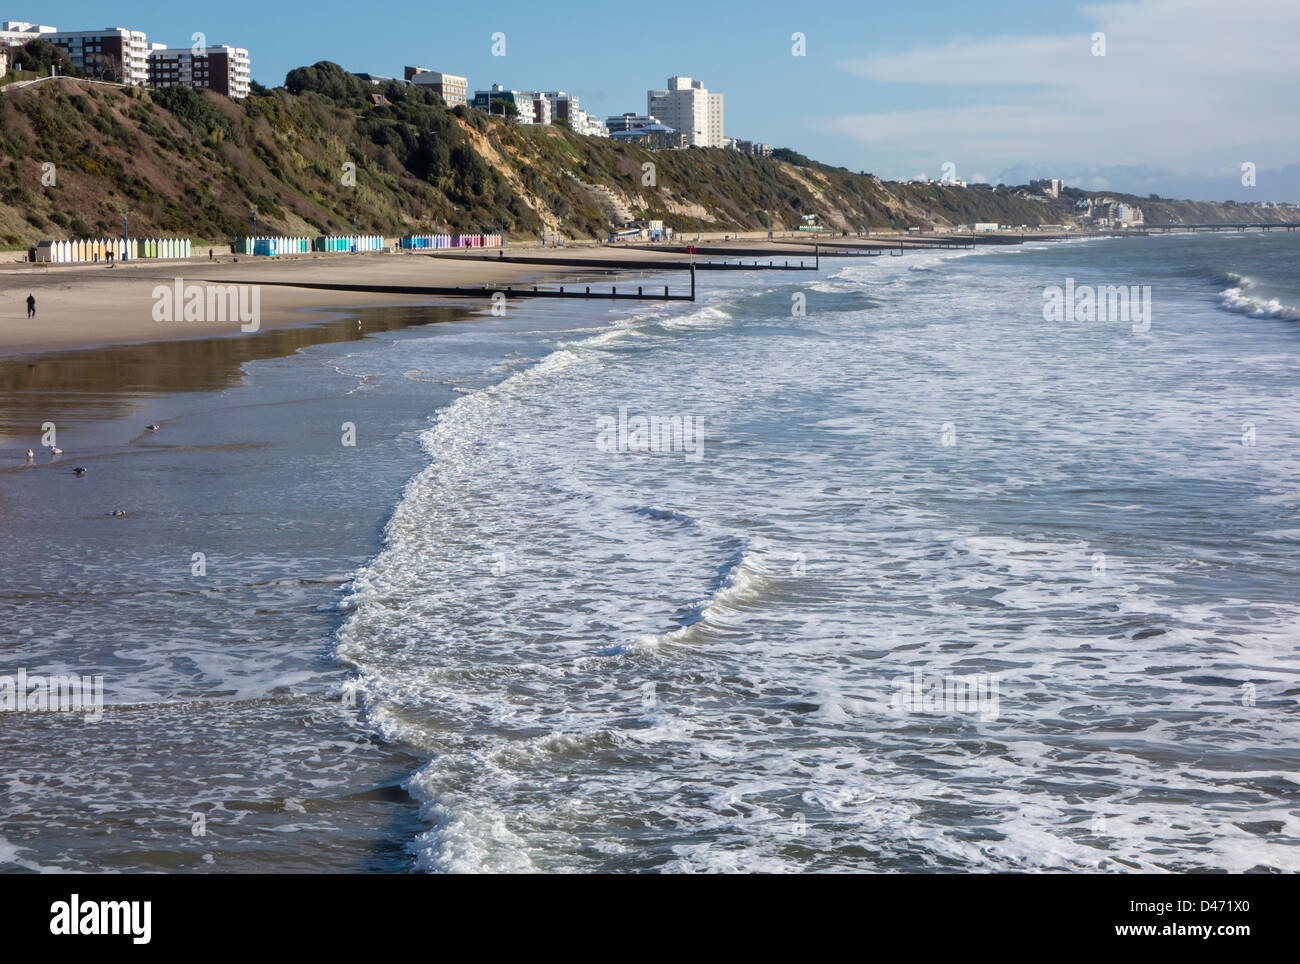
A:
[
  {"left": 0, "top": 246, "right": 696, "bottom": 357},
  {"left": 0, "top": 296, "right": 617, "bottom": 872}
]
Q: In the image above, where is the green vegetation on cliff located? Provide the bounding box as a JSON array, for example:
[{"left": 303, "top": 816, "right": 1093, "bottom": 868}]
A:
[{"left": 0, "top": 61, "right": 1293, "bottom": 249}]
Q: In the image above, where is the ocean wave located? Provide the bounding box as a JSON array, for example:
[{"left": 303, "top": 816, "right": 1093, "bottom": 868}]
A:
[
  {"left": 333, "top": 232, "right": 1300, "bottom": 874},
  {"left": 1216, "top": 276, "right": 1300, "bottom": 320}
]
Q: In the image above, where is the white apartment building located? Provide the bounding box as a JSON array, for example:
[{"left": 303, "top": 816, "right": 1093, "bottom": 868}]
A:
[
  {"left": 148, "top": 43, "right": 251, "bottom": 98},
  {"left": 0, "top": 21, "right": 55, "bottom": 47},
  {"left": 47, "top": 26, "right": 151, "bottom": 85},
  {"left": 537, "top": 90, "right": 577, "bottom": 126},
  {"left": 472, "top": 84, "right": 535, "bottom": 123},
  {"left": 521, "top": 91, "right": 608, "bottom": 136},
  {"left": 530, "top": 92, "right": 553, "bottom": 125},
  {"left": 647, "top": 76, "right": 724, "bottom": 147},
  {"left": 572, "top": 108, "right": 608, "bottom": 137}
]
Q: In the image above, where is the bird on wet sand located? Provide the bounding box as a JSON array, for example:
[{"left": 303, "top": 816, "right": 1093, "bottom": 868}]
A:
[
  {"left": 25, "top": 449, "right": 33, "bottom": 462},
  {"left": 108, "top": 509, "right": 126, "bottom": 517},
  {"left": 50, "top": 446, "right": 63, "bottom": 456},
  {"left": 146, "top": 423, "right": 160, "bottom": 432},
  {"left": 73, "top": 467, "right": 87, "bottom": 476}
]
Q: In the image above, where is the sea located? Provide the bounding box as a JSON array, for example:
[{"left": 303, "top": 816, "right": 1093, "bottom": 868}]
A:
[{"left": 2, "top": 231, "right": 1298, "bottom": 873}]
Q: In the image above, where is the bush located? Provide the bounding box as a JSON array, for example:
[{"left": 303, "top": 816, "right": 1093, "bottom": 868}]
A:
[
  {"left": 151, "top": 85, "right": 232, "bottom": 140},
  {"left": 12, "top": 40, "right": 82, "bottom": 79}
]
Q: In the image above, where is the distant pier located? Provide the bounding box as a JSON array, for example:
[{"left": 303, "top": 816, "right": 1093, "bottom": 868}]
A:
[{"left": 423, "top": 252, "right": 817, "bottom": 271}]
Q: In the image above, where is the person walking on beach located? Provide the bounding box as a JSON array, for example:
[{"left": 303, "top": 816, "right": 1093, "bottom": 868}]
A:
[{"left": 26, "top": 294, "right": 35, "bottom": 319}]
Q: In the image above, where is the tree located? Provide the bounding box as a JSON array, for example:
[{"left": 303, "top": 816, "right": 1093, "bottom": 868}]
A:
[
  {"left": 284, "top": 62, "right": 369, "bottom": 106},
  {"left": 14, "top": 39, "right": 82, "bottom": 78},
  {"left": 487, "top": 94, "right": 519, "bottom": 120}
]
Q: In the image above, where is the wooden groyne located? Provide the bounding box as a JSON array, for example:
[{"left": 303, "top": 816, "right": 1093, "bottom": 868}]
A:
[{"left": 211, "top": 267, "right": 697, "bottom": 302}]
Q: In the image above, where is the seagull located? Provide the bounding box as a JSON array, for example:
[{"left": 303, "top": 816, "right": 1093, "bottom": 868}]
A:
[
  {"left": 25, "top": 449, "right": 33, "bottom": 462},
  {"left": 73, "top": 467, "right": 87, "bottom": 476},
  {"left": 146, "top": 423, "right": 160, "bottom": 432},
  {"left": 50, "top": 446, "right": 62, "bottom": 456}
]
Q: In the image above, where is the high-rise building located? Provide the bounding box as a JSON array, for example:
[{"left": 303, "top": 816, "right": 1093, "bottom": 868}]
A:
[
  {"left": 647, "top": 76, "right": 724, "bottom": 147},
  {"left": 46, "top": 27, "right": 150, "bottom": 85},
  {"left": 147, "top": 44, "right": 250, "bottom": 98},
  {"left": 406, "top": 67, "right": 468, "bottom": 107}
]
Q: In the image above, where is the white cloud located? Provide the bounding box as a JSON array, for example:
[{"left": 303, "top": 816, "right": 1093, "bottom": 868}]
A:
[{"left": 823, "top": 0, "right": 1300, "bottom": 173}]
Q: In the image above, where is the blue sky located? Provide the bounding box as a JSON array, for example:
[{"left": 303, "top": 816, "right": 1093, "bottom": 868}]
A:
[{"left": 35, "top": 0, "right": 1300, "bottom": 200}]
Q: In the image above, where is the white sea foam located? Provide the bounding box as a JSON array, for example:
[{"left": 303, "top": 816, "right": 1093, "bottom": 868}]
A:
[
  {"left": 1217, "top": 285, "right": 1300, "bottom": 320},
  {"left": 335, "top": 232, "right": 1300, "bottom": 873}
]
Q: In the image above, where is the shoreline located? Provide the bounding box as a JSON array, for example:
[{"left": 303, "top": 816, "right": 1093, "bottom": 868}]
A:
[
  {"left": 0, "top": 232, "right": 1071, "bottom": 360},
  {"left": 0, "top": 286, "right": 623, "bottom": 872},
  {"left": 0, "top": 245, "right": 694, "bottom": 359}
]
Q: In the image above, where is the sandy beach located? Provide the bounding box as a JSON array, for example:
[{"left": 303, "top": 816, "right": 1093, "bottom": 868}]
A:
[
  {"left": 0, "top": 244, "right": 703, "bottom": 357},
  {"left": 0, "top": 235, "right": 946, "bottom": 358}
]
